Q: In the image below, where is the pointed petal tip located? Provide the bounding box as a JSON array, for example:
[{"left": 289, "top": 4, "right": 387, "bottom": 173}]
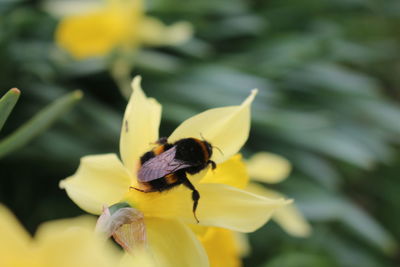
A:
[
  {"left": 131, "top": 76, "right": 143, "bottom": 90},
  {"left": 242, "top": 89, "right": 258, "bottom": 106},
  {"left": 263, "top": 196, "right": 292, "bottom": 208},
  {"left": 59, "top": 179, "right": 66, "bottom": 189},
  {"left": 268, "top": 197, "right": 293, "bottom": 208}
]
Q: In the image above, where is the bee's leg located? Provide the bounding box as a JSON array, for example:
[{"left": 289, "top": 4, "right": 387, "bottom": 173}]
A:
[
  {"left": 208, "top": 160, "right": 216, "bottom": 170},
  {"left": 129, "top": 186, "right": 157, "bottom": 193},
  {"left": 181, "top": 175, "right": 200, "bottom": 223}
]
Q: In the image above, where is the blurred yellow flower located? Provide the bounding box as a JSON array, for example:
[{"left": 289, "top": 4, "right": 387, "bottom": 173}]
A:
[
  {"left": 60, "top": 76, "right": 290, "bottom": 267},
  {"left": 54, "top": 0, "right": 193, "bottom": 59},
  {"left": 0, "top": 204, "right": 151, "bottom": 267}
]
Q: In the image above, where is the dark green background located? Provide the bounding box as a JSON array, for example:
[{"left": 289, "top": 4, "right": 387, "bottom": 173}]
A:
[{"left": 1, "top": 0, "right": 400, "bottom": 266}]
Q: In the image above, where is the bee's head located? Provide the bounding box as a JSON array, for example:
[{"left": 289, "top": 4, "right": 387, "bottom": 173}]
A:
[
  {"left": 199, "top": 133, "right": 223, "bottom": 160},
  {"left": 203, "top": 140, "right": 213, "bottom": 159},
  {"left": 198, "top": 133, "right": 213, "bottom": 159}
]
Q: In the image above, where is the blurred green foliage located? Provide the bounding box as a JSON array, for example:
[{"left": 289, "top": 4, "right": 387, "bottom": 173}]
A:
[
  {"left": 1, "top": 0, "right": 400, "bottom": 266},
  {"left": 0, "top": 89, "right": 82, "bottom": 158}
]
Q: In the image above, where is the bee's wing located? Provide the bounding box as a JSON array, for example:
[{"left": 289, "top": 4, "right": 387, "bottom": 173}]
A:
[{"left": 137, "top": 146, "right": 192, "bottom": 182}]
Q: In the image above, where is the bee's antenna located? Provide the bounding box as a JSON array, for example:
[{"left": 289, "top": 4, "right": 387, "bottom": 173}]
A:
[
  {"left": 212, "top": 145, "right": 224, "bottom": 156},
  {"left": 199, "top": 133, "right": 223, "bottom": 155}
]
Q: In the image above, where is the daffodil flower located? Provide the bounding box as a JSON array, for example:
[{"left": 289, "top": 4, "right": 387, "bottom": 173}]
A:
[
  {"left": 52, "top": 0, "right": 193, "bottom": 59},
  {"left": 60, "top": 76, "right": 290, "bottom": 267},
  {"left": 0, "top": 204, "right": 152, "bottom": 267}
]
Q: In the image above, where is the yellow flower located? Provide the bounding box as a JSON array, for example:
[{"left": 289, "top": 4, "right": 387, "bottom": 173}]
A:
[
  {"left": 0, "top": 204, "right": 151, "bottom": 267},
  {"left": 54, "top": 0, "right": 193, "bottom": 59},
  {"left": 60, "top": 76, "right": 290, "bottom": 267},
  {"left": 195, "top": 153, "right": 311, "bottom": 267}
]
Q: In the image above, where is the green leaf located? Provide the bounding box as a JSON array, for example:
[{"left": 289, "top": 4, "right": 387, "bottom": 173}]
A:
[
  {"left": 0, "top": 90, "right": 83, "bottom": 158},
  {"left": 288, "top": 180, "right": 398, "bottom": 254},
  {"left": 0, "top": 88, "right": 20, "bottom": 132},
  {"left": 341, "top": 203, "right": 398, "bottom": 255}
]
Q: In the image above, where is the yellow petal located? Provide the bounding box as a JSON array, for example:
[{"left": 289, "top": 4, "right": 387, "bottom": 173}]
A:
[
  {"left": 123, "top": 185, "right": 194, "bottom": 222},
  {"left": 0, "top": 204, "right": 32, "bottom": 265},
  {"left": 197, "top": 184, "right": 289, "bottom": 232},
  {"left": 60, "top": 154, "right": 131, "bottom": 215},
  {"left": 36, "top": 216, "right": 122, "bottom": 267},
  {"left": 139, "top": 17, "right": 193, "bottom": 46},
  {"left": 168, "top": 90, "right": 257, "bottom": 164},
  {"left": 198, "top": 227, "right": 242, "bottom": 267},
  {"left": 55, "top": 7, "right": 130, "bottom": 59},
  {"left": 146, "top": 218, "right": 209, "bottom": 267},
  {"left": 125, "top": 183, "right": 289, "bottom": 232},
  {"left": 246, "top": 183, "right": 311, "bottom": 237},
  {"left": 200, "top": 154, "right": 249, "bottom": 189},
  {"left": 119, "top": 76, "right": 162, "bottom": 174},
  {"left": 35, "top": 216, "right": 97, "bottom": 242},
  {"left": 246, "top": 152, "right": 291, "bottom": 184}
]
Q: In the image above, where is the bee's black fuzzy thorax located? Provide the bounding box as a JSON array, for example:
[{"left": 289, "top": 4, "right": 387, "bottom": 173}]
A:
[{"left": 174, "top": 138, "right": 207, "bottom": 164}]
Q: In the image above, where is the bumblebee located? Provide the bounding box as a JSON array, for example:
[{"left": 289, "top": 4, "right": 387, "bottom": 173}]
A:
[{"left": 132, "top": 137, "right": 216, "bottom": 222}]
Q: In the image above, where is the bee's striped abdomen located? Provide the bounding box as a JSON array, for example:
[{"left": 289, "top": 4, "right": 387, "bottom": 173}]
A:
[
  {"left": 139, "top": 144, "right": 173, "bottom": 166},
  {"left": 165, "top": 173, "right": 179, "bottom": 184},
  {"left": 147, "top": 172, "right": 182, "bottom": 191}
]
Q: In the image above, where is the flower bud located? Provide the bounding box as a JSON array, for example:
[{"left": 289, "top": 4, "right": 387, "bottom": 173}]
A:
[{"left": 96, "top": 202, "right": 146, "bottom": 253}]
